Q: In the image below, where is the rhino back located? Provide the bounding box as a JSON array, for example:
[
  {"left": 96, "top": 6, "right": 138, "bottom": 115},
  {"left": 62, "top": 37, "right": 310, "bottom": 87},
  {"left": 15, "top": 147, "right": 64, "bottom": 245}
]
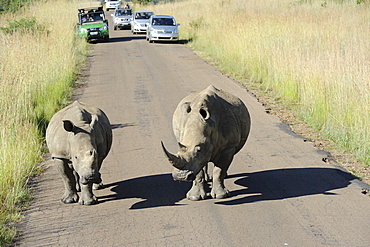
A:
[{"left": 46, "top": 101, "right": 112, "bottom": 160}]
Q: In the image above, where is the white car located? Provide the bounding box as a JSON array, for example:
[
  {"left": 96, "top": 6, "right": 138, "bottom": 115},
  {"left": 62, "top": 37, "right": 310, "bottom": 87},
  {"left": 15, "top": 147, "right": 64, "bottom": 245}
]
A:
[
  {"left": 111, "top": 8, "right": 133, "bottom": 30},
  {"left": 131, "top": 10, "right": 154, "bottom": 34},
  {"left": 146, "top": 15, "right": 180, "bottom": 43},
  {"left": 105, "top": 0, "right": 120, "bottom": 11}
]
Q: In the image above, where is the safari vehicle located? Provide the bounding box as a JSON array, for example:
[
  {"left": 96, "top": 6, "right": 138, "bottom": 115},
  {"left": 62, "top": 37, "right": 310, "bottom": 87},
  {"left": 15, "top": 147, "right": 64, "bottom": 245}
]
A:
[
  {"left": 77, "top": 2, "right": 109, "bottom": 42},
  {"left": 111, "top": 8, "right": 132, "bottom": 30}
]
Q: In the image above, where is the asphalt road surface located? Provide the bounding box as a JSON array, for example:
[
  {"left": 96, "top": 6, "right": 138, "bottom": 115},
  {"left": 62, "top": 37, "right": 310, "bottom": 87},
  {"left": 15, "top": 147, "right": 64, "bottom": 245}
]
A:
[{"left": 16, "top": 15, "right": 370, "bottom": 247}]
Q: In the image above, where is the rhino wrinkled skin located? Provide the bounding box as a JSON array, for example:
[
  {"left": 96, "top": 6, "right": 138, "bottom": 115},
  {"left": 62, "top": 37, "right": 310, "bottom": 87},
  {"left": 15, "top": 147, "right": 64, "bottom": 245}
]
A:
[
  {"left": 46, "top": 101, "right": 112, "bottom": 205},
  {"left": 162, "top": 85, "right": 251, "bottom": 201}
]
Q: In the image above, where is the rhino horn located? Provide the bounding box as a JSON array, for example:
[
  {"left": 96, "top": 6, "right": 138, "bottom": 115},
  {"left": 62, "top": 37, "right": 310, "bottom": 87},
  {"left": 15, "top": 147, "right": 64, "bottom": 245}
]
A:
[{"left": 161, "top": 141, "right": 184, "bottom": 169}]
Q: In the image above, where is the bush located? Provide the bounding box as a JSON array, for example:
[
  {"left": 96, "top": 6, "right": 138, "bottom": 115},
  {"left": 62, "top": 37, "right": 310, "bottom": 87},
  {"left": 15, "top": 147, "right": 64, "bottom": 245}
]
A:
[
  {"left": 0, "top": 0, "right": 33, "bottom": 13},
  {"left": 0, "top": 17, "right": 48, "bottom": 34}
]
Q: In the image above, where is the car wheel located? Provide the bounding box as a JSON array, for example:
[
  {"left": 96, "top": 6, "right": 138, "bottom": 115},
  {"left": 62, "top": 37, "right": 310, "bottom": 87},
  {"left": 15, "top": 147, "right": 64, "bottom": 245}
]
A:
[
  {"left": 114, "top": 26, "right": 117, "bottom": 30},
  {"left": 104, "top": 36, "right": 110, "bottom": 42}
]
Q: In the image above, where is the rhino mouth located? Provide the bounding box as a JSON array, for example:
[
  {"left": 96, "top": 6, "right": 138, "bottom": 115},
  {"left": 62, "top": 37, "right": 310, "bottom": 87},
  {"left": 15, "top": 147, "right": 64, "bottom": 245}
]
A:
[
  {"left": 172, "top": 169, "right": 195, "bottom": 182},
  {"left": 80, "top": 174, "right": 102, "bottom": 185}
]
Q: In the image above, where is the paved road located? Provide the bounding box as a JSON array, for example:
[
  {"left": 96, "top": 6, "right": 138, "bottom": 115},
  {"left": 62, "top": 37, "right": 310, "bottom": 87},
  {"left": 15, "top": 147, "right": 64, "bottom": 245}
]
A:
[{"left": 16, "top": 15, "right": 370, "bottom": 247}]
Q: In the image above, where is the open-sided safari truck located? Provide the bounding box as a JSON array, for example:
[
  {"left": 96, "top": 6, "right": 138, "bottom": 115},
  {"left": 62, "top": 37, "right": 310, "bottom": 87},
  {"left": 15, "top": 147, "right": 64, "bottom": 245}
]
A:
[{"left": 77, "top": 2, "right": 109, "bottom": 42}]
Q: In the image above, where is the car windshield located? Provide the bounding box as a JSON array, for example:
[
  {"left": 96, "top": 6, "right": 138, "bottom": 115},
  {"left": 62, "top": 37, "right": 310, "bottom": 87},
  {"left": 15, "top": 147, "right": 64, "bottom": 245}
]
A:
[
  {"left": 79, "top": 11, "right": 105, "bottom": 23},
  {"left": 115, "top": 9, "right": 132, "bottom": 16},
  {"left": 152, "top": 18, "right": 175, "bottom": 26},
  {"left": 135, "top": 12, "right": 153, "bottom": 20}
]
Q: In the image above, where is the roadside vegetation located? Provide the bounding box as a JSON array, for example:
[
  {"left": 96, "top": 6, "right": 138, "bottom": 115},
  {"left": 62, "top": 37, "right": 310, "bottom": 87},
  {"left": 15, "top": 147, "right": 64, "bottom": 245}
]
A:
[
  {"left": 0, "top": 0, "right": 87, "bottom": 244},
  {"left": 147, "top": 0, "right": 370, "bottom": 176},
  {"left": 0, "top": 0, "right": 368, "bottom": 245}
]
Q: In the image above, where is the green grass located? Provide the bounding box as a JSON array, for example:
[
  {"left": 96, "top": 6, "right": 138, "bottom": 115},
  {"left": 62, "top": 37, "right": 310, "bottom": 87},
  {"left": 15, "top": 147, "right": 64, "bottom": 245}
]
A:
[
  {"left": 145, "top": 0, "right": 370, "bottom": 169},
  {"left": 0, "top": 0, "right": 88, "bottom": 244}
]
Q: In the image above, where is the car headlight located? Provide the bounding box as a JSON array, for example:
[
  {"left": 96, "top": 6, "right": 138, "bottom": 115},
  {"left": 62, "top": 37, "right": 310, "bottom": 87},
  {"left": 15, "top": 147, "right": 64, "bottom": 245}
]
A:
[
  {"left": 173, "top": 29, "right": 178, "bottom": 34},
  {"left": 80, "top": 28, "right": 88, "bottom": 33},
  {"left": 99, "top": 26, "right": 107, "bottom": 31}
]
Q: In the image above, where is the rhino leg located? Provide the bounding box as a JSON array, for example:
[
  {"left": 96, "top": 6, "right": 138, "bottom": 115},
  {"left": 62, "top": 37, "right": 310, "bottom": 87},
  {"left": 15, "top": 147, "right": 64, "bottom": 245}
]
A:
[
  {"left": 211, "top": 149, "right": 234, "bottom": 199},
  {"left": 93, "top": 157, "right": 104, "bottom": 190},
  {"left": 204, "top": 164, "right": 212, "bottom": 182},
  {"left": 55, "top": 158, "right": 79, "bottom": 203},
  {"left": 79, "top": 183, "right": 98, "bottom": 205},
  {"left": 73, "top": 170, "right": 81, "bottom": 192},
  {"left": 186, "top": 169, "right": 207, "bottom": 201}
]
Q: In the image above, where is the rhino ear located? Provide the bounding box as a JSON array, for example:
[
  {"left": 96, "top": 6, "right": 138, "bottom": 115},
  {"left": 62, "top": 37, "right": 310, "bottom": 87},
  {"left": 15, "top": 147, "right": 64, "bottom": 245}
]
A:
[
  {"left": 63, "top": 120, "right": 75, "bottom": 132},
  {"left": 199, "top": 108, "right": 210, "bottom": 120},
  {"left": 90, "top": 114, "right": 98, "bottom": 129}
]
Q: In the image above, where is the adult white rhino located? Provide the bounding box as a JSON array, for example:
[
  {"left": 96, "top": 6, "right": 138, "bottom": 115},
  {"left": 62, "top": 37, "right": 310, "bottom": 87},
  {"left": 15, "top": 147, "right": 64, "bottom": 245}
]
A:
[
  {"left": 162, "top": 85, "right": 251, "bottom": 201},
  {"left": 46, "top": 101, "right": 112, "bottom": 205}
]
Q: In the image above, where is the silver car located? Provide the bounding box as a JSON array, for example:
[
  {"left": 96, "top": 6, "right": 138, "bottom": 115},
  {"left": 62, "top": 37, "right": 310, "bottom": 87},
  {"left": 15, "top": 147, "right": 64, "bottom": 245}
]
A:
[
  {"left": 146, "top": 15, "right": 180, "bottom": 43},
  {"left": 111, "top": 8, "right": 132, "bottom": 30},
  {"left": 131, "top": 10, "right": 154, "bottom": 34}
]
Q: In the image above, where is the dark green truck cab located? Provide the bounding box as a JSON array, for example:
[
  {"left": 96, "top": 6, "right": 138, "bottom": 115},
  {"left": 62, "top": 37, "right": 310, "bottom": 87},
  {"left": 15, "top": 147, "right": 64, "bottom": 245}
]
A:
[{"left": 77, "top": 2, "right": 109, "bottom": 42}]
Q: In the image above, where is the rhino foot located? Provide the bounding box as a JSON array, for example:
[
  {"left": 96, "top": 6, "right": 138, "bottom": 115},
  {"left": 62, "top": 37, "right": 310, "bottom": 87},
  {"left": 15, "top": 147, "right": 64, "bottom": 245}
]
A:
[
  {"left": 92, "top": 182, "right": 103, "bottom": 190},
  {"left": 61, "top": 192, "right": 79, "bottom": 204},
  {"left": 211, "top": 187, "right": 230, "bottom": 199},
  {"left": 186, "top": 185, "right": 207, "bottom": 201},
  {"left": 79, "top": 195, "right": 98, "bottom": 205}
]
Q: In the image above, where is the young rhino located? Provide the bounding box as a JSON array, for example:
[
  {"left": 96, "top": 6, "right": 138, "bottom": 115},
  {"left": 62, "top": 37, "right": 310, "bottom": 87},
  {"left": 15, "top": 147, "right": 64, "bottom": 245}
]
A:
[
  {"left": 46, "top": 101, "right": 112, "bottom": 205},
  {"left": 162, "top": 85, "right": 251, "bottom": 201}
]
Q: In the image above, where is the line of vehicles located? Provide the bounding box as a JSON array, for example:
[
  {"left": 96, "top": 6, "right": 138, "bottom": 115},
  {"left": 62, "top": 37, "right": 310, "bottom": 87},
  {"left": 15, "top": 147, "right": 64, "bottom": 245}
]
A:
[{"left": 77, "top": 1, "right": 180, "bottom": 43}]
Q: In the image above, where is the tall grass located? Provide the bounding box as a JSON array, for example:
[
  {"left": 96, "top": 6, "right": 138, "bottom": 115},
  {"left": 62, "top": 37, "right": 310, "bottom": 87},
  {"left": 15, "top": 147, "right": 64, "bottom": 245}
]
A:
[
  {"left": 0, "top": 0, "right": 87, "bottom": 244},
  {"left": 148, "top": 0, "right": 370, "bottom": 166}
]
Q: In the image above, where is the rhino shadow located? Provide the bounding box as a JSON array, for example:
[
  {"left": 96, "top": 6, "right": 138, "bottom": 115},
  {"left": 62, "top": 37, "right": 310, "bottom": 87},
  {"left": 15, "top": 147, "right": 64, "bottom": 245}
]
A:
[
  {"left": 216, "top": 167, "right": 356, "bottom": 206},
  {"left": 98, "top": 174, "right": 191, "bottom": 209},
  {"left": 110, "top": 123, "right": 135, "bottom": 129}
]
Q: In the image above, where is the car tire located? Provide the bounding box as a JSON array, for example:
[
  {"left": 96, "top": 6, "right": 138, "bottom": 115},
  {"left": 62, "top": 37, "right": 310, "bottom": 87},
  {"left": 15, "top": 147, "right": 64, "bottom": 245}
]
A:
[{"left": 114, "top": 26, "right": 117, "bottom": 30}]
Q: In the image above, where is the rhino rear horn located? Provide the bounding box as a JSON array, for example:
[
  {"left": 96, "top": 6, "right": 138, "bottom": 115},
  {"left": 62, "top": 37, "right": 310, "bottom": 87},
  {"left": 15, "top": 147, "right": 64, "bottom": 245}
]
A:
[{"left": 161, "top": 141, "right": 184, "bottom": 169}]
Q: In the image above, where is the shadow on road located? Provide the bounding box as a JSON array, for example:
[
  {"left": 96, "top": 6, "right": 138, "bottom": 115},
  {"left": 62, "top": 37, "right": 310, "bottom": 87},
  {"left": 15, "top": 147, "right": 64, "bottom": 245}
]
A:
[
  {"left": 216, "top": 167, "right": 355, "bottom": 206},
  {"left": 98, "top": 174, "right": 191, "bottom": 209},
  {"left": 108, "top": 36, "right": 146, "bottom": 43},
  {"left": 97, "top": 168, "right": 355, "bottom": 208}
]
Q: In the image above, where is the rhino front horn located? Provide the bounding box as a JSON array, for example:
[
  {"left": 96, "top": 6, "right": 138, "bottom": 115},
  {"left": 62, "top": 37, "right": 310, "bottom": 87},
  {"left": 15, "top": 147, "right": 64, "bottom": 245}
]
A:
[{"left": 161, "top": 141, "right": 184, "bottom": 169}]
